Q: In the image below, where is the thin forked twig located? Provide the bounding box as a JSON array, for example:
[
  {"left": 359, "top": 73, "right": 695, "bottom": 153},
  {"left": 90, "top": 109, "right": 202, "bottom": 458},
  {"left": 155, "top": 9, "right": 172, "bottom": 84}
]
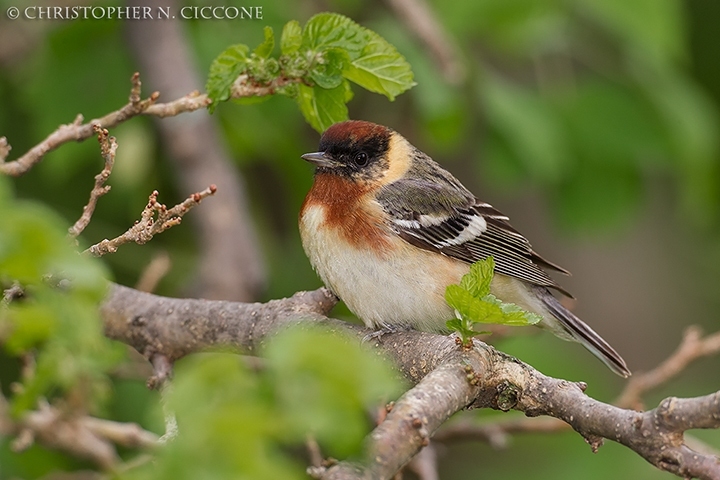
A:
[
  {"left": 85, "top": 185, "right": 217, "bottom": 257},
  {"left": 68, "top": 125, "right": 118, "bottom": 239}
]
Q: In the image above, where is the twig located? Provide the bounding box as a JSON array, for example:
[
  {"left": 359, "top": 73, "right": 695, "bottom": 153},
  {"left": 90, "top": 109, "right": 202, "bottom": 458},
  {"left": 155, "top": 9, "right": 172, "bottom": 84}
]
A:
[
  {"left": 158, "top": 381, "right": 178, "bottom": 445},
  {"left": 0, "top": 72, "right": 303, "bottom": 178},
  {"left": 143, "top": 90, "right": 210, "bottom": 118},
  {"left": 81, "top": 416, "right": 159, "bottom": 449},
  {"left": 0, "top": 136, "right": 10, "bottom": 162},
  {"left": 616, "top": 326, "right": 720, "bottom": 410},
  {"left": 68, "top": 125, "right": 118, "bottom": 239},
  {"left": 84, "top": 185, "right": 217, "bottom": 257},
  {"left": 405, "top": 444, "right": 439, "bottom": 480},
  {"left": 0, "top": 73, "right": 157, "bottom": 177},
  {"left": 384, "top": 0, "right": 466, "bottom": 84},
  {"left": 135, "top": 251, "right": 172, "bottom": 293},
  {"left": 148, "top": 353, "right": 173, "bottom": 390},
  {"left": 0, "top": 392, "right": 158, "bottom": 470},
  {"left": 433, "top": 416, "right": 568, "bottom": 448},
  {"left": 2, "top": 281, "right": 24, "bottom": 305},
  {"left": 307, "top": 435, "right": 324, "bottom": 469}
]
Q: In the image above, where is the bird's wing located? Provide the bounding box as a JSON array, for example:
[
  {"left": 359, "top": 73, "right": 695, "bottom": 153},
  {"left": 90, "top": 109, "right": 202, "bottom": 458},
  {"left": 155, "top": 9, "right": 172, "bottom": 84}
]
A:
[{"left": 376, "top": 177, "right": 572, "bottom": 296}]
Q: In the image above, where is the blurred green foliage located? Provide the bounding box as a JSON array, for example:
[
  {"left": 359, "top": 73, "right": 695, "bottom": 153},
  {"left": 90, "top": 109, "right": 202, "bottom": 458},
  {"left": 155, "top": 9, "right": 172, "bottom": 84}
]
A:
[
  {"left": 123, "top": 328, "right": 401, "bottom": 480},
  {"left": 0, "top": 176, "right": 123, "bottom": 416},
  {"left": 1, "top": 0, "right": 719, "bottom": 478}
]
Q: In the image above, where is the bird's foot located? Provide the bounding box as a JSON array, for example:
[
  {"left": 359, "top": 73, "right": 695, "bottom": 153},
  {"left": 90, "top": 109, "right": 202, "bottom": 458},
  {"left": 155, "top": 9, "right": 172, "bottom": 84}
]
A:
[{"left": 362, "top": 324, "right": 410, "bottom": 343}]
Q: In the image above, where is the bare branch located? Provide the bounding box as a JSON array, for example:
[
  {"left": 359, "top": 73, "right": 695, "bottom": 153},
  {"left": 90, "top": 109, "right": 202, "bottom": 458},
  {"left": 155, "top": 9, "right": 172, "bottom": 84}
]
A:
[
  {"left": 68, "top": 125, "right": 118, "bottom": 239},
  {"left": 84, "top": 185, "right": 217, "bottom": 257},
  {"left": 0, "top": 393, "right": 158, "bottom": 470},
  {"left": 0, "top": 72, "right": 304, "bottom": 178},
  {"left": 2, "top": 281, "right": 25, "bottom": 305},
  {"left": 99, "top": 284, "right": 720, "bottom": 480},
  {"left": 101, "top": 284, "right": 339, "bottom": 361},
  {"left": 616, "top": 326, "right": 720, "bottom": 410},
  {"left": 433, "top": 416, "right": 568, "bottom": 448},
  {"left": 384, "top": 0, "right": 466, "bottom": 84},
  {"left": 0, "top": 73, "right": 158, "bottom": 177},
  {"left": 143, "top": 90, "right": 210, "bottom": 118},
  {"left": 306, "top": 435, "right": 325, "bottom": 469},
  {"left": 405, "top": 444, "right": 439, "bottom": 480},
  {"left": 0, "top": 136, "right": 10, "bottom": 162},
  {"left": 135, "top": 251, "right": 172, "bottom": 293}
]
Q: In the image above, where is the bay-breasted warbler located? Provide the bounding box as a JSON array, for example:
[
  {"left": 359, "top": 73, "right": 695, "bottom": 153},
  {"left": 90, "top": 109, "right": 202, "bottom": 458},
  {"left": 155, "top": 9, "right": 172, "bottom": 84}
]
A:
[{"left": 299, "top": 120, "right": 630, "bottom": 377}]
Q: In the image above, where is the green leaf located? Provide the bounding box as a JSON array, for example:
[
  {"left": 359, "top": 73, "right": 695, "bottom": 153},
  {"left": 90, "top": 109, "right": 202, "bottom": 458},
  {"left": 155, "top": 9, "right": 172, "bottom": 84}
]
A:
[
  {"left": 301, "top": 13, "right": 368, "bottom": 59},
  {"left": 206, "top": 44, "right": 249, "bottom": 113},
  {"left": 254, "top": 26, "right": 275, "bottom": 59},
  {"left": 497, "top": 298, "right": 542, "bottom": 325},
  {"left": 343, "top": 30, "right": 416, "bottom": 101},
  {"left": 460, "top": 257, "right": 495, "bottom": 298},
  {"left": 446, "top": 285, "right": 501, "bottom": 324},
  {"left": 296, "top": 82, "right": 350, "bottom": 133},
  {"left": 445, "top": 317, "right": 476, "bottom": 341},
  {"left": 309, "top": 48, "right": 347, "bottom": 89},
  {"left": 280, "top": 20, "right": 302, "bottom": 55},
  {"left": 445, "top": 258, "right": 541, "bottom": 333}
]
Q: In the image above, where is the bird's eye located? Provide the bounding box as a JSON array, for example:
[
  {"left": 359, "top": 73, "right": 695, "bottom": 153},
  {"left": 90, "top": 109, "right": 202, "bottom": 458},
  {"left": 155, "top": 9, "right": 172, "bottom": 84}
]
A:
[{"left": 353, "top": 151, "right": 369, "bottom": 167}]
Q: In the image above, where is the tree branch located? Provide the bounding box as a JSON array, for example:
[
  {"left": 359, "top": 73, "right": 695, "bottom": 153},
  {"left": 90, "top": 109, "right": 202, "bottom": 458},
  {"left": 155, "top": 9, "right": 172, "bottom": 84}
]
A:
[
  {"left": 0, "top": 73, "right": 160, "bottom": 177},
  {"left": 98, "top": 284, "right": 720, "bottom": 480},
  {"left": 85, "top": 185, "right": 217, "bottom": 257},
  {"left": 616, "top": 326, "right": 720, "bottom": 410},
  {"left": 68, "top": 125, "right": 118, "bottom": 239},
  {"left": 384, "top": 0, "right": 466, "bottom": 84},
  {"left": 0, "top": 394, "right": 158, "bottom": 470},
  {"left": 0, "top": 70, "right": 296, "bottom": 179}
]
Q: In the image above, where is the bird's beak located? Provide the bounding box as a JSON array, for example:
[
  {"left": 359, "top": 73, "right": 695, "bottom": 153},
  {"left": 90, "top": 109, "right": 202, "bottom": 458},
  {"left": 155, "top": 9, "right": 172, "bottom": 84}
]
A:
[{"left": 301, "top": 151, "right": 337, "bottom": 168}]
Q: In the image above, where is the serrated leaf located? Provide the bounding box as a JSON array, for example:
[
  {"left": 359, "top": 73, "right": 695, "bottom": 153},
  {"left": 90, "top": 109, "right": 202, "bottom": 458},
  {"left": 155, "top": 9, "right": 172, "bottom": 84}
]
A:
[
  {"left": 281, "top": 20, "right": 302, "bottom": 55},
  {"left": 302, "top": 13, "right": 368, "bottom": 58},
  {"left": 309, "top": 48, "right": 348, "bottom": 89},
  {"left": 445, "top": 259, "right": 541, "bottom": 328},
  {"left": 296, "top": 81, "right": 350, "bottom": 133},
  {"left": 254, "top": 26, "right": 275, "bottom": 59},
  {"left": 459, "top": 257, "right": 495, "bottom": 298},
  {"left": 343, "top": 30, "right": 416, "bottom": 101},
  {"left": 446, "top": 285, "right": 502, "bottom": 324},
  {"left": 206, "top": 44, "right": 249, "bottom": 113},
  {"left": 498, "top": 300, "right": 542, "bottom": 326}
]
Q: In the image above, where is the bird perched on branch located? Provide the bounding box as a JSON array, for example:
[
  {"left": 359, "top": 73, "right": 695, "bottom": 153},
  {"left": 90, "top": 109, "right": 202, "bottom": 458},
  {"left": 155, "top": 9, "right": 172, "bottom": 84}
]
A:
[{"left": 299, "top": 120, "right": 630, "bottom": 377}]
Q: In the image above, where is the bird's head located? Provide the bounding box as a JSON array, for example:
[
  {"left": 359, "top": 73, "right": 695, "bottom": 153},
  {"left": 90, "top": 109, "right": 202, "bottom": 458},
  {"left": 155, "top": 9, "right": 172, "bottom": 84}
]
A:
[{"left": 302, "top": 120, "right": 411, "bottom": 184}]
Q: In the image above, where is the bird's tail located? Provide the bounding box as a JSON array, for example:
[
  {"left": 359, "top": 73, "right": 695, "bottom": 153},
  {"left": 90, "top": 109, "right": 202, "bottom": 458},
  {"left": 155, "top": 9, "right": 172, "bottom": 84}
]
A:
[{"left": 536, "top": 287, "right": 631, "bottom": 378}]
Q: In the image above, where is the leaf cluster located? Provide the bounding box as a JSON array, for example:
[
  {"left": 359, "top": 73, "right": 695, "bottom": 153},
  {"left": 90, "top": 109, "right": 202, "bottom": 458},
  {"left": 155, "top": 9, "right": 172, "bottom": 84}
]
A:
[
  {"left": 206, "top": 13, "right": 416, "bottom": 131},
  {"left": 445, "top": 257, "right": 541, "bottom": 347}
]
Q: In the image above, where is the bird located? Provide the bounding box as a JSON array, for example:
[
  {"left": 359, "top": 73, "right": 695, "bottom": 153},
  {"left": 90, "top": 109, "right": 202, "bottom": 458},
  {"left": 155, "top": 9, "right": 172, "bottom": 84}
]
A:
[{"left": 299, "top": 120, "right": 630, "bottom": 377}]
